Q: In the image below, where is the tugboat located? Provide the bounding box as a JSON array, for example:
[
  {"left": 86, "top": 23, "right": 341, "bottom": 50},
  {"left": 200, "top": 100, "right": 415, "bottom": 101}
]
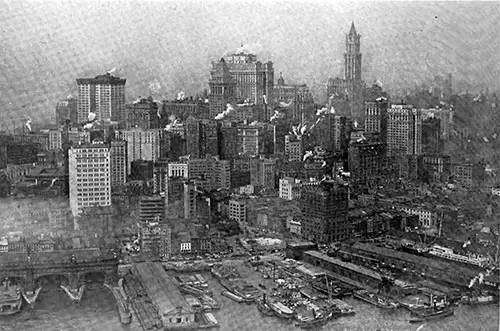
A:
[
  {"left": 0, "top": 278, "right": 22, "bottom": 315},
  {"left": 294, "top": 308, "right": 329, "bottom": 329},
  {"left": 256, "top": 294, "right": 274, "bottom": 316},
  {"left": 353, "top": 289, "right": 399, "bottom": 309},
  {"left": 409, "top": 295, "right": 454, "bottom": 323}
]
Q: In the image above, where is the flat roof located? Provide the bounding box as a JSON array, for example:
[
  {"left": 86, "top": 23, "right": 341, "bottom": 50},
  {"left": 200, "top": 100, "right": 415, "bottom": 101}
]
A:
[{"left": 304, "top": 250, "right": 383, "bottom": 281}]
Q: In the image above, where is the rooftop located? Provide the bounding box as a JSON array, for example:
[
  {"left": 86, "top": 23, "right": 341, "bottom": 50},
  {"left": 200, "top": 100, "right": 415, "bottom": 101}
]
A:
[{"left": 304, "top": 250, "right": 384, "bottom": 281}]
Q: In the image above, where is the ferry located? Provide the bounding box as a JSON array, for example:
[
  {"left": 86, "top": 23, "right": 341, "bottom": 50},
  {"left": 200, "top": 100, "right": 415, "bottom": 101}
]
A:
[
  {"left": 409, "top": 306, "right": 454, "bottom": 323},
  {"left": 353, "top": 289, "right": 399, "bottom": 309},
  {"left": 428, "top": 245, "right": 490, "bottom": 268},
  {"left": 0, "top": 279, "right": 22, "bottom": 315},
  {"left": 256, "top": 294, "right": 274, "bottom": 316},
  {"left": 268, "top": 299, "right": 294, "bottom": 319},
  {"left": 221, "top": 290, "right": 244, "bottom": 303}
]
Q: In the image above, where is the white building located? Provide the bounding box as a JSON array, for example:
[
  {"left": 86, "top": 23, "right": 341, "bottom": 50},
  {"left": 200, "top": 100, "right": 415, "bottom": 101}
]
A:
[
  {"left": 229, "top": 199, "right": 246, "bottom": 223},
  {"left": 279, "top": 177, "right": 302, "bottom": 200},
  {"left": 168, "top": 162, "right": 189, "bottom": 178},
  {"left": 117, "top": 128, "right": 160, "bottom": 175},
  {"left": 397, "top": 206, "right": 436, "bottom": 228},
  {"left": 48, "top": 129, "right": 62, "bottom": 151},
  {"left": 69, "top": 143, "right": 111, "bottom": 218}
]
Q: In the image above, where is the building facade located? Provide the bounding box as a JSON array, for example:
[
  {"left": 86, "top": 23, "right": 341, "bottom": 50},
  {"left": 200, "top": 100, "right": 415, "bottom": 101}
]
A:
[
  {"left": 229, "top": 199, "right": 246, "bottom": 223},
  {"left": 68, "top": 143, "right": 111, "bottom": 218},
  {"left": 110, "top": 140, "right": 127, "bottom": 188},
  {"left": 299, "top": 180, "right": 349, "bottom": 244},
  {"left": 364, "top": 99, "right": 388, "bottom": 145},
  {"left": 56, "top": 96, "right": 78, "bottom": 126},
  {"left": 117, "top": 128, "right": 161, "bottom": 175},
  {"left": 209, "top": 58, "right": 237, "bottom": 119},
  {"left": 279, "top": 177, "right": 302, "bottom": 200},
  {"left": 125, "top": 97, "right": 160, "bottom": 130},
  {"left": 348, "top": 141, "right": 385, "bottom": 185},
  {"left": 386, "top": 105, "right": 422, "bottom": 157},
  {"left": 76, "top": 73, "right": 126, "bottom": 123},
  {"left": 284, "top": 135, "right": 303, "bottom": 162}
]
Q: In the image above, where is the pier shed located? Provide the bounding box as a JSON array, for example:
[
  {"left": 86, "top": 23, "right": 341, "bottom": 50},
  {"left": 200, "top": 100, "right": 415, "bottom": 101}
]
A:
[
  {"left": 303, "top": 250, "right": 384, "bottom": 289},
  {"left": 134, "top": 261, "right": 195, "bottom": 328}
]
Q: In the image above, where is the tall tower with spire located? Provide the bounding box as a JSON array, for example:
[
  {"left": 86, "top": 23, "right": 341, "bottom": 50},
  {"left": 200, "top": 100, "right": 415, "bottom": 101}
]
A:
[{"left": 345, "top": 22, "right": 362, "bottom": 82}]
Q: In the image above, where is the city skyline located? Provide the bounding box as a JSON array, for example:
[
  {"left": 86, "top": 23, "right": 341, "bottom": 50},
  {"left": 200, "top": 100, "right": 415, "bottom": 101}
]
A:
[{"left": 0, "top": 1, "right": 498, "bottom": 126}]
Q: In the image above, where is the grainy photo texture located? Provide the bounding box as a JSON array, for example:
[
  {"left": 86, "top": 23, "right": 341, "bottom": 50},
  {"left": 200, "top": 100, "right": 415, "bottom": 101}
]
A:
[{"left": 0, "top": 1, "right": 499, "bottom": 331}]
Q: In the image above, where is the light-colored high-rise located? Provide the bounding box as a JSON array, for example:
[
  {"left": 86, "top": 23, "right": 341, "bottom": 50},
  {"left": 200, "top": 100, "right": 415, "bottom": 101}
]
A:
[
  {"left": 117, "top": 128, "right": 161, "bottom": 175},
  {"left": 386, "top": 105, "right": 422, "bottom": 157},
  {"left": 69, "top": 143, "right": 111, "bottom": 218},
  {"left": 76, "top": 73, "right": 126, "bottom": 123}
]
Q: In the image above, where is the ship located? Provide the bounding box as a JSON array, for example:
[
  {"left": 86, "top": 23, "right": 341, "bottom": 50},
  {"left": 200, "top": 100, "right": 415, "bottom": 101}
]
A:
[
  {"left": 267, "top": 299, "right": 294, "bottom": 319},
  {"left": 400, "top": 239, "right": 430, "bottom": 256},
  {"left": 294, "top": 305, "right": 329, "bottom": 329},
  {"left": 409, "top": 306, "right": 454, "bottom": 323},
  {"left": 428, "top": 245, "right": 490, "bottom": 268},
  {"left": 256, "top": 294, "right": 274, "bottom": 316},
  {"left": 353, "top": 289, "right": 399, "bottom": 309},
  {"left": 221, "top": 290, "right": 244, "bottom": 303},
  {"left": 218, "top": 278, "right": 257, "bottom": 303},
  {"left": 0, "top": 279, "right": 22, "bottom": 315}
]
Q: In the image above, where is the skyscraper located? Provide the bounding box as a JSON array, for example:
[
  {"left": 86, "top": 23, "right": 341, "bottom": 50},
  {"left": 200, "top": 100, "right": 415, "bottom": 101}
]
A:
[
  {"left": 56, "top": 96, "right": 78, "bottom": 126},
  {"left": 68, "top": 143, "right": 111, "bottom": 218},
  {"left": 185, "top": 116, "right": 201, "bottom": 159},
  {"left": 125, "top": 97, "right": 160, "bottom": 130},
  {"left": 76, "top": 73, "right": 126, "bottom": 124},
  {"left": 117, "top": 128, "right": 161, "bottom": 175},
  {"left": 326, "top": 23, "right": 365, "bottom": 120},
  {"left": 110, "top": 140, "right": 127, "bottom": 188},
  {"left": 209, "top": 58, "right": 237, "bottom": 119},
  {"left": 299, "top": 180, "right": 349, "bottom": 244},
  {"left": 364, "top": 99, "right": 388, "bottom": 145},
  {"left": 224, "top": 51, "right": 274, "bottom": 119},
  {"left": 386, "top": 105, "right": 422, "bottom": 157}
]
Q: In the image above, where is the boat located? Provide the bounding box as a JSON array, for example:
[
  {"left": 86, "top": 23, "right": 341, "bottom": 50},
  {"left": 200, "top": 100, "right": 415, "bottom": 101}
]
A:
[
  {"left": 256, "top": 294, "right": 274, "bottom": 316},
  {"left": 461, "top": 293, "right": 498, "bottom": 305},
  {"left": 409, "top": 306, "right": 454, "bottom": 323},
  {"left": 0, "top": 279, "right": 22, "bottom": 316},
  {"left": 353, "top": 289, "right": 399, "bottom": 309},
  {"left": 221, "top": 290, "right": 244, "bottom": 303},
  {"left": 294, "top": 305, "right": 329, "bottom": 329},
  {"left": 428, "top": 245, "right": 490, "bottom": 268},
  {"left": 327, "top": 298, "right": 355, "bottom": 316},
  {"left": 268, "top": 299, "right": 294, "bottom": 319},
  {"left": 400, "top": 239, "right": 430, "bottom": 256}
]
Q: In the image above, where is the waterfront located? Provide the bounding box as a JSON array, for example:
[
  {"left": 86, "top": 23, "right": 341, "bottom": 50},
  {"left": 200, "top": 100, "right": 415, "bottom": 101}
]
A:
[{"left": 2, "top": 270, "right": 498, "bottom": 331}]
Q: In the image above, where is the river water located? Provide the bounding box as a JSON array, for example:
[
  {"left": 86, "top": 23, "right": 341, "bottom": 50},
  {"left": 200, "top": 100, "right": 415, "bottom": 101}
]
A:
[{"left": 1, "top": 273, "right": 498, "bottom": 331}]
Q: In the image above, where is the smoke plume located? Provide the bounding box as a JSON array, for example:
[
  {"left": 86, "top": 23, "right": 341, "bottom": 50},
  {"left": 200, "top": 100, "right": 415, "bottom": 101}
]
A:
[
  {"left": 236, "top": 43, "right": 263, "bottom": 55},
  {"left": 303, "top": 150, "right": 313, "bottom": 162},
  {"left": 25, "top": 118, "right": 32, "bottom": 132},
  {"left": 177, "top": 91, "right": 187, "bottom": 101},
  {"left": 270, "top": 110, "right": 284, "bottom": 122},
  {"left": 215, "top": 103, "right": 234, "bottom": 120}
]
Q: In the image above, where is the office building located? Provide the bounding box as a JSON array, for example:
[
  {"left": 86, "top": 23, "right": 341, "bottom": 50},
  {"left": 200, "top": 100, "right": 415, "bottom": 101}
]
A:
[
  {"left": 284, "top": 134, "right": 303, "bottom": 162},
  {"left": 364, "top": 99, "right": 388, "bottom": 144},
  {"left": 162, "top": 98, "right": 209, "bottom": 122},
  {"left": 209, "top": 58, "right": 237, "bottom": 119},
  {"left": 183, "top": 180, "right": 197, "bottom": 220},
  {"left": 110, "top": 140, "right": 127, "bottom": 188},
  {"left": 56, "top": 96, "right": 78, "bottom": 126},
  {"left": 153, "top": 161, "right": 168, "bottom": 194},
  {"left": 139, "top": 196, "right": 165, "bottom": 223},
  {"left": 48, "top": 129, "right": 62, "bottom": 151},
  {"left": 218, "top": 125, "right": 238, "bottom": 161},
  {"left": 200, "top": 120, "right": 218, "bottom": 157},
  {"left": 125, "top": 97, "right": 160, "bottom": 130},
  {"left": 229, "top": 199, "right": 246, "bottom": 223},
  {"left": 299, "top": 180, "right": 349, "bottom": 244},
  {"left": 386, "top": 105, "right": 422, "bottom": 157},
  {"left": 188, "top": 155, "right": 231, "bottom": 191},
  {"left": 116, "top": 128, "right": 161, "bottom": 175},
  {"left": 185, "top": 116, "right": 201, "bottom": 159},
  {"left": 237, "top": 123, "right": 275, "bottom": 156},
  {"left": 422, "top": 116, "right": 442, "bottom": 154},
  {"left": 273, "top": 74, "right": 315, "bottom": 122},
  {"left": 279, "top": 177, "right": 302, "bottom": 200},
  {"left": 168, "top": 161, "right": 189, "bottom": 179},
  {"left": 224, "top": 51, "right": 274, "bottom": 119},
  {"left": 68, "top": 143, "right": 111, "bottom": 218},
  {"left": 326, "top": 23, "right": 365, "bottom": 120},
  {"left": 76, "top": 73, "right": 126, "bottom": 123},
  {"left": 250, "top": 157, "right": 276, "bottom": 189},
  {"left": 348, "top": 141, "right": 385, "bottom": 185},
  {"left": 139, "top": 222, "right": 172, "bottom": 258}
]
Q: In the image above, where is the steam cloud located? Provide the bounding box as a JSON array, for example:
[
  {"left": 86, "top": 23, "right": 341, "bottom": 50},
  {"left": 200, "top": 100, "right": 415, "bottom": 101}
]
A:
[
  {"left": 303, "top": 150, "right": 313, "bottom": 162},
  {"left": 215, "top": 103, "right": 234, "bottom": 120},
  {"left": 177, "top": 91, "right": 187, "bottom": 101},
  {"left": 236, "top": 43, "right": 263, "bottom": 55},
  {"left": 107, "top": 68, "right": 117, "bottom": 74},
  {"left": 149, "top": 79, "right": 162, "bottom": 94},
  {"left": 279, "top": 100, "right": 293, "bottom": 108},
  {"left": 25, "top": 118, "right": 32, "bottom": 132},
  {"left": 164, "top": 115, "right": 179, "bottom": 132},
  {"left": 270, "top": 110, "right": 284, "bottom": 122}
]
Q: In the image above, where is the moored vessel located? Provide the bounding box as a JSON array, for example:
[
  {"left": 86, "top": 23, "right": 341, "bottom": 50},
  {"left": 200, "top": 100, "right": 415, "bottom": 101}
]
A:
[
  {"left": 256, "top": 294, "right": 274, "bottom": 316},
  {"left": 409, "top": 306, "right": 454, "bottom": 323},
  {"left": 353, "top": 289, "right": 399, "bottom": 309},
  {"left": 0, "top": 279, "right": 22, "bottom": 316},
  {"left": 268, "top": 299, "right": 294, "bottom": 319},
  {"left": 221, "top": 290, "right": 244, "bottom": 303}
]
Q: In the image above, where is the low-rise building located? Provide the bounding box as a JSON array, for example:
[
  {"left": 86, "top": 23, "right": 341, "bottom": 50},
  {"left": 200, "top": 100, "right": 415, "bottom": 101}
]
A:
[
  {"left": 228, "top": 199, "right": 246, "bottom": 223},
  {"left": 279, "top": 177, "right": 302, "bottom": 200}
]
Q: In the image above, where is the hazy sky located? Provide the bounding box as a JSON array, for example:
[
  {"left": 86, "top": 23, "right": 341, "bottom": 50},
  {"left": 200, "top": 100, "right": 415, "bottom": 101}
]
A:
[{"left": 0, "top": 1, "right": 498, "bottom": 125}]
